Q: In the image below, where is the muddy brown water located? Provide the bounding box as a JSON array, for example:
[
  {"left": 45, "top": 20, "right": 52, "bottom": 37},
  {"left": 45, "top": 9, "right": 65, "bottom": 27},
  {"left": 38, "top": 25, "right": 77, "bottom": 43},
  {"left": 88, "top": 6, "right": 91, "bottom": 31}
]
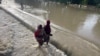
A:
[
  {"left": 16, "top": 1, "right": 100, "bottom": 48},
  {"left": 44, "top": 3, "right": 100, "bottom": 48}
]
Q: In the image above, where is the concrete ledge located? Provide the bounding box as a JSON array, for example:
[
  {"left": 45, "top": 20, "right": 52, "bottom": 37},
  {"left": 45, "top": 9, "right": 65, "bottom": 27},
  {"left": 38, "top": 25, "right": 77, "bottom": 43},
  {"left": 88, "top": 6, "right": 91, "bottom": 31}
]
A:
[{"left": 0, "top": 5, "right": 35, "bottom": 32}]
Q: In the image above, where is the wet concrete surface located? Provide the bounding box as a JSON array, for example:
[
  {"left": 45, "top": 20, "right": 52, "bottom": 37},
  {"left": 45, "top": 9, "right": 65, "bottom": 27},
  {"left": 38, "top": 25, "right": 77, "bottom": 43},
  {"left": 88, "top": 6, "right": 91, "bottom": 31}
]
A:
[{"left": 0, "top": 8, "right": 37, "bottom": 56}]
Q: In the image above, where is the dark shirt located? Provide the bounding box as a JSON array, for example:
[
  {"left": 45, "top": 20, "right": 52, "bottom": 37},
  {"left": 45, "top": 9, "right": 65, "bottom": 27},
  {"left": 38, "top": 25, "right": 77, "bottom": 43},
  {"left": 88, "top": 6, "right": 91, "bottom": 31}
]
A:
[{"left": 44, "top": 25, "right": 51, "bottom": 35}]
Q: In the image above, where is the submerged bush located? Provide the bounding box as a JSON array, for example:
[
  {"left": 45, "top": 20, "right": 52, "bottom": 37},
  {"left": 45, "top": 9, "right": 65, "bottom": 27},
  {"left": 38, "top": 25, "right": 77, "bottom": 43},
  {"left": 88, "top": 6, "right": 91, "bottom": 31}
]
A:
[{"left": 96, "top": 4, "right": 100, "bottom": 8}]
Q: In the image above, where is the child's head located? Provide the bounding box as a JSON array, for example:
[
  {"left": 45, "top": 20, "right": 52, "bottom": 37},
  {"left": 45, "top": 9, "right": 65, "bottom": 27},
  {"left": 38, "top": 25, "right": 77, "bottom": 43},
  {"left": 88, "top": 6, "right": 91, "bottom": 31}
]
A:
[{"left": 38, "top": 24, "right": 42, "bottom": 29}]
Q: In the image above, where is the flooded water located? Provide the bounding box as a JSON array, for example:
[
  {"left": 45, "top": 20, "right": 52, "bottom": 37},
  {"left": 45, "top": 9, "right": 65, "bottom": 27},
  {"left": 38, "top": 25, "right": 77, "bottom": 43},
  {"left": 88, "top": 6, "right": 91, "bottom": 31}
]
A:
[
  {"left": 44, "top": 3, "right": 100, "bottom": 48},
  {"left": 15, "top": 0, "right": 100, "bottom": 48}
]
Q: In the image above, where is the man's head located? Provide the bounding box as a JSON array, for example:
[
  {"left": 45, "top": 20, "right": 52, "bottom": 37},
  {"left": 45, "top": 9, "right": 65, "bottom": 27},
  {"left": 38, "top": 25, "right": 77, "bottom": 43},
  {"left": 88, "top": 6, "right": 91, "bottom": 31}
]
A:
[{"left": 47, "top": 20, "right": 50, "bottom": 25}]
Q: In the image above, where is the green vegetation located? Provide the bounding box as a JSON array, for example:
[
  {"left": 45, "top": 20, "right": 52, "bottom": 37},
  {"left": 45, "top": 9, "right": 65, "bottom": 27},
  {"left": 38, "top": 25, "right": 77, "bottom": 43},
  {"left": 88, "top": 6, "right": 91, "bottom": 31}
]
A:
[
  {"left": 48, "top": 0, "right": 100, "bottom": 8},
  {"left": 97, "top": 4, "right": 100, "bottom": 8},
  {"left": 15, "top": 0, "right": 100, "bottom": 8}
]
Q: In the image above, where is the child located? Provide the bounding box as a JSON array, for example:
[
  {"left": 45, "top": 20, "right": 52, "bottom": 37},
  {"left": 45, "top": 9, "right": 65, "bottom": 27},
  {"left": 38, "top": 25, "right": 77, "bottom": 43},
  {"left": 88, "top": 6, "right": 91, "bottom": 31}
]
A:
[{"left": 34, "top": 25, "right": 44, "bottom": 47}]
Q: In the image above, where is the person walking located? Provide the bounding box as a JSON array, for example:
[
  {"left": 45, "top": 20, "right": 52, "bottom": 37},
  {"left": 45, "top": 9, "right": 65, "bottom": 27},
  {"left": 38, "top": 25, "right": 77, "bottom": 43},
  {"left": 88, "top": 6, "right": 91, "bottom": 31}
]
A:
[
  {"left": 44, "top": 20, "right": 52, "bottom": 45},
  {"left": 34, "top": 25, "right": 44, "bottom": 47}
]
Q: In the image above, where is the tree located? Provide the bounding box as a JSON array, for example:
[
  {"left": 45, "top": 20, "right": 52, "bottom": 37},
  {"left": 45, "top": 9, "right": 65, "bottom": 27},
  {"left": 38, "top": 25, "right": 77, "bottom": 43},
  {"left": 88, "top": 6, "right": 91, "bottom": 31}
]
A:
[
  {"left": 87, "top": 0, "right": 96, "bottom": 5},
  {"left": 71, "top": 0, "right": 82, "bottom": 4},
  {"left": 94, "top": 0, "right": 100, "bottom": 8},
  {"left": 81, "top": 0, "right": 88, "bottom": 5}
]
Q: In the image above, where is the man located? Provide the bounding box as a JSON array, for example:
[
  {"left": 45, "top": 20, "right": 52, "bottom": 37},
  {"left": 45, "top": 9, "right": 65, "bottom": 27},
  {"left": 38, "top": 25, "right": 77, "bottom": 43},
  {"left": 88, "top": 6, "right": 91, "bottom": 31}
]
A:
[{"left": 44, "top": 20, "right": 52, "bottom": 45}]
